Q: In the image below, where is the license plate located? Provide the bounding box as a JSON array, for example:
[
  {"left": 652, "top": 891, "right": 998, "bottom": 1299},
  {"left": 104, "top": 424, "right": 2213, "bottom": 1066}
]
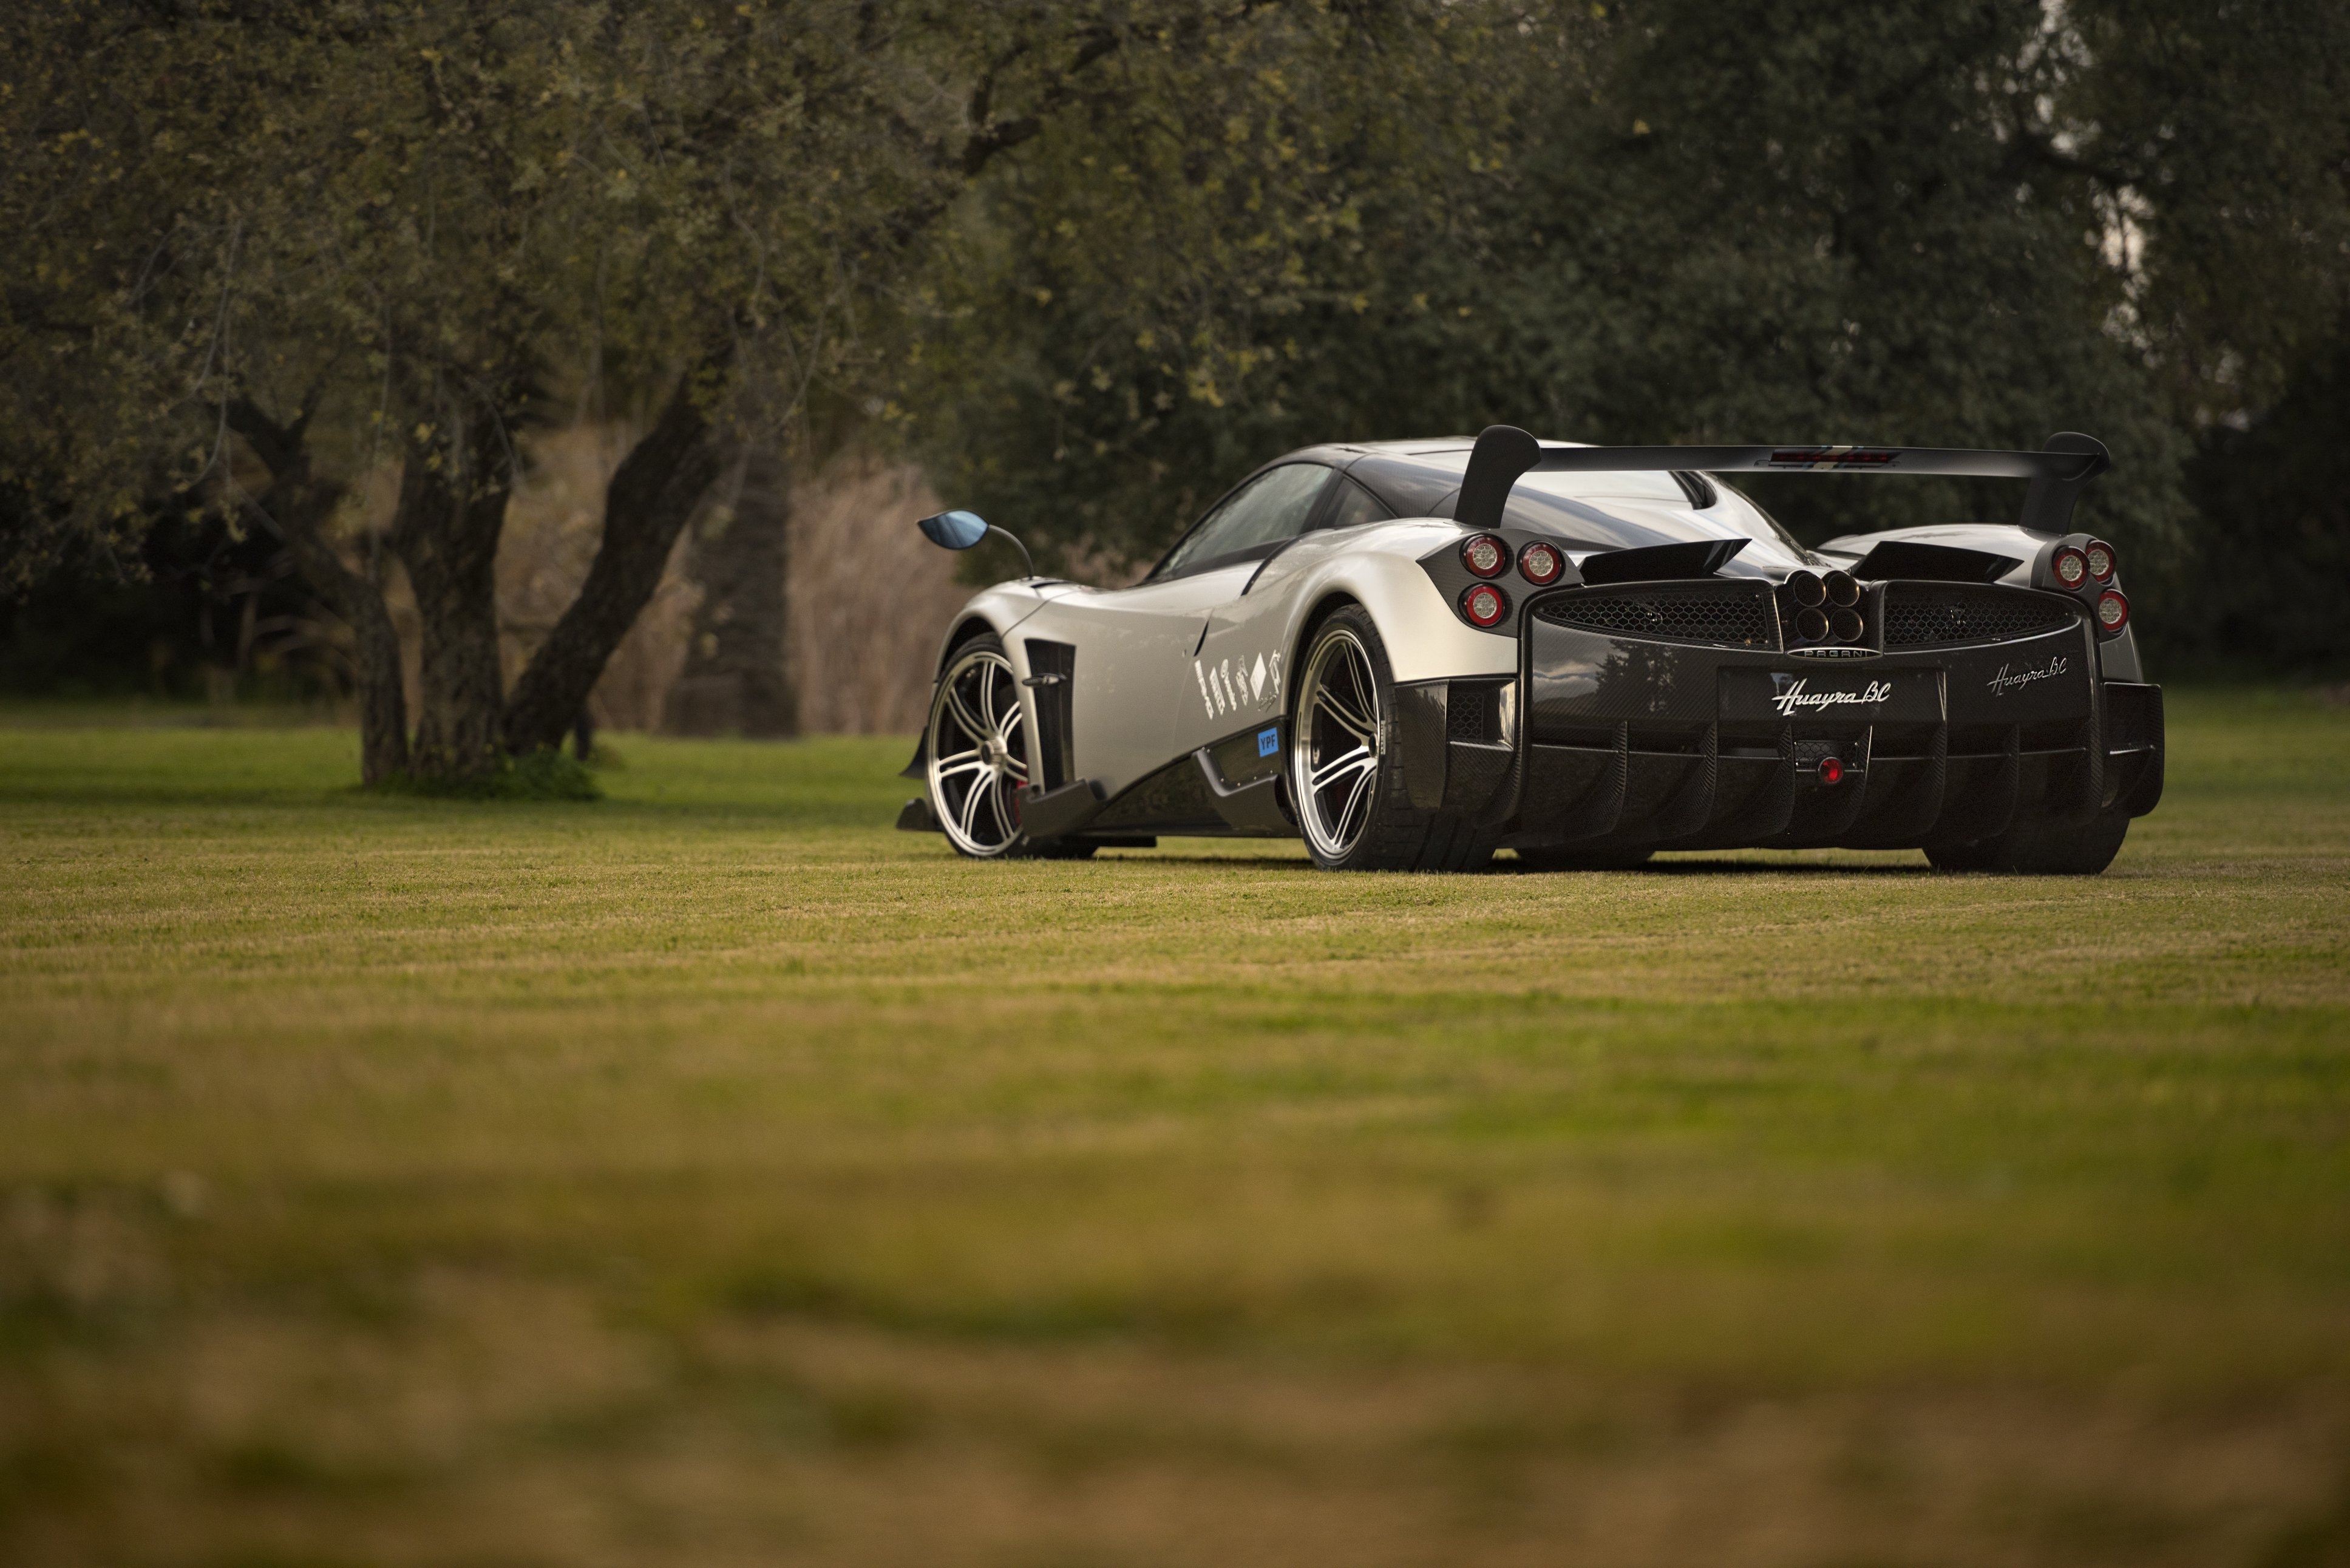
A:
[{"left": 1719, "top": 667, "right": 1945, "bottom": 723}]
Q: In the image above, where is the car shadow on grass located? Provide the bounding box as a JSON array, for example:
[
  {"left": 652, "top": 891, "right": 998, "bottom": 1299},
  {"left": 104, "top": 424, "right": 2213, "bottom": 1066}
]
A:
[{"left": 1093, "top": 850, "right": 1940, "bottom": 877}]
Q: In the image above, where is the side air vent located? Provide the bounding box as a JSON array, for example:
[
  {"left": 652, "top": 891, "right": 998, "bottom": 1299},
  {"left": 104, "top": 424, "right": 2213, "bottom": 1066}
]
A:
[
  {"left": 1447, "top": 682, "right": 1504, "bottom": 744},
  {"left": 1535, "top": 582, "right": 1779, "bottom": 649},
  {"left": 1023, "top": 638, "right": 1076, "bottom": 791},
  {"left": 1881, "top": 586, "right": 2079, "bottom": 648}
]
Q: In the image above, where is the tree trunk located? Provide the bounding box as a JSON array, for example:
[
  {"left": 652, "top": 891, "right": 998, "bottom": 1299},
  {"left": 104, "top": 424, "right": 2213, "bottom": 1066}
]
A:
[
  {"left": 390, "top": 409, "right": 511, "bottom": 782},
  {"left": 226, "top": 399, "right": 410, "bottom": 784},
  {"left": 666, "top": 445, "right": 798, "bottom": 739},
  {"left": 285, "top": 518, "right": 410, "bottom": 787},
  {"left": 503, "top": 369, "right": 728, "bottom": 753}
]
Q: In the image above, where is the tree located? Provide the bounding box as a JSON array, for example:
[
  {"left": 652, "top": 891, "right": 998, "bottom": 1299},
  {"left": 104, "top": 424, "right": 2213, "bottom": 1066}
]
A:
[
  {"left": 928, "top": 0, "right": 2198, "bottom": 572},
  {"left": 2, "top": 0, "right": 1164, "bottom": 782}
]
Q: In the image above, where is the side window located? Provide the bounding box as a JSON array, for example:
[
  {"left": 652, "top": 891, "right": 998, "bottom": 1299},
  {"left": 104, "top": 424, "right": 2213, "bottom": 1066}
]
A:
[
  {"left": 1156, "top": 463, "right": 1332, "bottom": 578},
  {"left": 1317, "top": 475, "right": 1393, "bottom": 532}
]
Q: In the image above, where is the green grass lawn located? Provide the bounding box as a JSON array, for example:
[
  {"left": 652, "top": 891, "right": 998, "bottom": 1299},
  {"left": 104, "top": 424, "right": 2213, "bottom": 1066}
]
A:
[{"left": 3, "top": 691, "right": 2347, "bottom": 1568}]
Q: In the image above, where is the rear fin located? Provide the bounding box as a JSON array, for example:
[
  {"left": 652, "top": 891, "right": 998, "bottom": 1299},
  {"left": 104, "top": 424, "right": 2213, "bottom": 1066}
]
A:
[
  {"left": 1579, "top": 538, "right": 1748, "bottom": 585},
  {"left": 1848, "top": 539, "right": 2022, "bottom": 583}
]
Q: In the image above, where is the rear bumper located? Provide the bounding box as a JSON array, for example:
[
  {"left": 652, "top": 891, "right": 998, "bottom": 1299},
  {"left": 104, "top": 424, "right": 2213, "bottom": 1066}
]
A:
[{"left": 1400, "top": 603, "right": 2163, "bottom": 853}]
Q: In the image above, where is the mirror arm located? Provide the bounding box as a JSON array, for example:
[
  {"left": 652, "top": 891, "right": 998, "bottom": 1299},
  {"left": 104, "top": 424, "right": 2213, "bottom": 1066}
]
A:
[{"left": 992, "top": 526, "right": 1037, "bottom": 580}]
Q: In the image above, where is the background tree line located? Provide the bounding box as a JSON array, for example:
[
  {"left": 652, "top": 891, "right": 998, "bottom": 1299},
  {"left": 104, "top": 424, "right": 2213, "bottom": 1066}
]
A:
[{"left": 4, "top": 0, "right": 2345, "bottom": 786}]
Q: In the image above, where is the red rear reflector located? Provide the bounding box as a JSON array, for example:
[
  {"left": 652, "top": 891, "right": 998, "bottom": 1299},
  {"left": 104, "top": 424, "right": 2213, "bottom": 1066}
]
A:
[
  {"left": 1769, "top": 447, "right": 1898, "bottom": 467},
  {"left": 1820, "top": 757, "right": 1845, "bottom": 786}
]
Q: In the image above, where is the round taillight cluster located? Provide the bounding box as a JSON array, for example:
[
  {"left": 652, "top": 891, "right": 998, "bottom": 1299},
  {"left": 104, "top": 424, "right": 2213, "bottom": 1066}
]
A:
[
  {"left": 2097, "top": 588, "right": 2130, "bottom": 632},
  {"left": 1461, "top": 534, "right": 1508, "bottom": 579},
  {"left": 1461, "top": 582, "right": 1510, "bottom": 628},
  {"left": 1518, "top": 540, "right": 1563, "bottom": 585},
  {"left": 2053, "top": 545, "right": 2090, "bottom": 588},
  {"left": 2085, "top": 539, "right": 2117, "bottom": 582}
]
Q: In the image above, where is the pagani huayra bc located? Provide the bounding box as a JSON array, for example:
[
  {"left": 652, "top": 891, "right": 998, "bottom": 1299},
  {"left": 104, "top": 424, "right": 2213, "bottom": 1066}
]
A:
[{"left": 900, "top": 426, "right": 2161, "bottom": 874}]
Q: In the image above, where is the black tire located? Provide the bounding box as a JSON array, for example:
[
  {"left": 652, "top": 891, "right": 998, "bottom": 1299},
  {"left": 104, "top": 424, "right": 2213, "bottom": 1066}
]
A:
[
  {"left": 1924, "top": 809, "right": 2130, "bottom": 875},
  {"left": 1515, "top": 846, "right": 1656, "bottom": 871},
  {"left": 1289, "top": 605, "right": 1495, "bottom": 872},
  {"left": 925, "top": 633, "right": 1096, "bottom": 861}
]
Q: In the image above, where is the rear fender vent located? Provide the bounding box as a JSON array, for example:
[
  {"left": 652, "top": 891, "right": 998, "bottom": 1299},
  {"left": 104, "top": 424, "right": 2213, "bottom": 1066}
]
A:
[
  {"left": 1535, "top": 582, "right": 1780, "bottom": 649},
  {"left": 1881, "top": 586, "right": 2079, "bottom": 648}
]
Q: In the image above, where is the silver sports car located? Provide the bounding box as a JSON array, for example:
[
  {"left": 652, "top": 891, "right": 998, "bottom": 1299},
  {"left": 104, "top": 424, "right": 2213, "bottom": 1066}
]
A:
[{"left": 898, "top": 426, "right": 2164, "bottom": 874}]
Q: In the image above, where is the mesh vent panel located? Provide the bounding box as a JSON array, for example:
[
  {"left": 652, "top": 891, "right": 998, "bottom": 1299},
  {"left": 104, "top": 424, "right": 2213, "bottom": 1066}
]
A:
[
  {"left": 1883, "top": 586, "right": 2077, "bottom": 648},
  {"left": 1537, "top": 586, "right": 1777, "bottom": 648}
]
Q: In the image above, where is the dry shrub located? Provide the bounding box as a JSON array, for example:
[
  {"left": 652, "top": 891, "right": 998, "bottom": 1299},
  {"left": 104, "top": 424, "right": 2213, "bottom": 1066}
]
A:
[{"left": 785, "top": 451, "right": 970, "bottom": 735}]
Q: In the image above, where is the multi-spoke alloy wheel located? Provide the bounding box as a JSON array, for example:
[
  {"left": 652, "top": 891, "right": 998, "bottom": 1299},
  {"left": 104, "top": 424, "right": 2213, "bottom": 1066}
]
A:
[
  {"left": 1287, "top": 606, "right": 1496, "bottom": 874},
  {"left": 1292, "top": 621, "right": 1384, "bottom": 862},
  {"left": 927, "top": 639, "right": 1031, "bottom": 858}
]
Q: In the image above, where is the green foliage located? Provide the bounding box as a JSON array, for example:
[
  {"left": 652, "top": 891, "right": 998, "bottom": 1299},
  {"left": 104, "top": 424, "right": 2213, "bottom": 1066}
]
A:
[
  {"left": 2163, "top": 344, "right": 2350, "bottom": 676},
  {"left": 917, "top": 0, "right": 2343, "bottom": 606}
]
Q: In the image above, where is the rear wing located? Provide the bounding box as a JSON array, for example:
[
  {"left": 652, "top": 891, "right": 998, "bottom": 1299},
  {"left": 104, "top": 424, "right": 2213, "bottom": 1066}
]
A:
[{"left": 1452, "top": 426, "right": 2110, "bottom": 538}]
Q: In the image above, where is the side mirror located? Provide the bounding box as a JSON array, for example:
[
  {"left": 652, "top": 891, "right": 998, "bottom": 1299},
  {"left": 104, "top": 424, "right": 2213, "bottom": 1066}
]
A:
[
  {"left": 915, "top": 509, "right": 1036, "bottom": 579},
  {"left": 917, "top": 509, "right": 991, "bottom": 551}
]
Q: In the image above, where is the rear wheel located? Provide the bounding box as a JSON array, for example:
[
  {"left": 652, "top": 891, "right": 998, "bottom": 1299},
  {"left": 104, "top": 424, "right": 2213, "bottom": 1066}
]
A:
[
  {"left": 1289, "top": 606, "right": 1493, "bottom": 872},
  {"left": 1925, "top": 809, "right": 2129, "bottom": 875},
  {"left": 926, "top": 635, "right": 1095, "bottom": 861}
]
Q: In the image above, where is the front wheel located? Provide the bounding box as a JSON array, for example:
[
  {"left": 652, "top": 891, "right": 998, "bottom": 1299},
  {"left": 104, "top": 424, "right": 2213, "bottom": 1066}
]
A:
[
  {"left": 925, "top": 635, "right": 1095, "bottom": 861},
  {"left": 1289, "top": 606, "right": 1493, "bottom": 872}
]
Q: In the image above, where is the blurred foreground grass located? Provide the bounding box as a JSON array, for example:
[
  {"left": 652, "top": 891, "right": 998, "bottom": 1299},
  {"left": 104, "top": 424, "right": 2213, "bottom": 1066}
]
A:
[{"left": 2, "top": 690, "right": 2347, "bottom": 1567}]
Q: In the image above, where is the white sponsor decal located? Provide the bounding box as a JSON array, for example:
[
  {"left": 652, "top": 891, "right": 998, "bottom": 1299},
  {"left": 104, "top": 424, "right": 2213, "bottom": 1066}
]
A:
[
  {"left": 1199, "top": 651, "right": 1285, "bottom": 716},
  {"left": 1770, "top": 677, "right": 1895, "bottom": 718},
  {"left": 1986, "top": 654, "right": 2069, "bottom": 697}
]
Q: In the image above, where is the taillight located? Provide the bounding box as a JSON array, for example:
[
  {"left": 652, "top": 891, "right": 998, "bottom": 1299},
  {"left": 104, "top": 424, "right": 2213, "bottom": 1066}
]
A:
[
  {"left": 1517, "top": 540, "right": 1563, "bottom": 585},
  {"left": 1824, "top": 570, "right": 1859, "bottom": 608},
  {"left": 2053, "top": 546, "right": 2089, "bottom": 588},
  {"left": 2085, "top": 539, "right": 2117, "bottom": 582},
  {"left": 1786, "top": 570, "right": 1827, "bottom": 607},
  {"left": 1461, "top": 582, "right": 1510, "bottom": 627},
  {"left": 2096, "top": 588, "right": 2129, "bottom": 633},
  {"left": 1819, "top": 757, "right": 1846, "bottom": 786},
  {"left": 1461, "top": 534, "right": 1508, "bottom": 579}
]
